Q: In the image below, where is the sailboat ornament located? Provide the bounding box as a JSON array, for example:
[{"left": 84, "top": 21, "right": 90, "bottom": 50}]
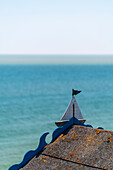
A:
[{"left": 55, "top": 89, "right": 86, "bottom": 127}]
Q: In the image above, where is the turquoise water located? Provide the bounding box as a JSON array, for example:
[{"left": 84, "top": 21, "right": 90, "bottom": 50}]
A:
[{"left": 0, "top": 65, "right": 113, "bottom": 169}]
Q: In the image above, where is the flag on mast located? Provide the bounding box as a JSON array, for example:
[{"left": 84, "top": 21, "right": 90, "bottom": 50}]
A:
[{"left": 72, "top": 89, "right": 81, "bottom": 96}]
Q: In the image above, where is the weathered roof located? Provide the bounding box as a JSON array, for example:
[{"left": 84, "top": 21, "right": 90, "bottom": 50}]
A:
[{"left": 21, "top": 125, "right": 113, "bottom": 170}]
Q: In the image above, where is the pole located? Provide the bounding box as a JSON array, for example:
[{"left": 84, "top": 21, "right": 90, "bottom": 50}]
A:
[{"left": 73, "top": 104, "right": 75, "bottom": 118}]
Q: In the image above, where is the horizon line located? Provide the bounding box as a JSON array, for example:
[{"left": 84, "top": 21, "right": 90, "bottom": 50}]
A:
[
  {"left": 0, "top": 55, "right": 113, "bottom": 64},
  {"left": 0, "top": 54, "right": 113, "bottom": 55}
]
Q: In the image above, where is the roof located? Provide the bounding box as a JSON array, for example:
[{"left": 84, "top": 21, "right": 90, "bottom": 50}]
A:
[{"left": 21, "top": 125, "right": 113, "bottom": 170}]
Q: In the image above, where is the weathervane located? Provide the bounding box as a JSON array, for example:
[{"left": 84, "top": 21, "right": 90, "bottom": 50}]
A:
[{"left": 72, "top": 89, "right": 81, "bottom": 96}]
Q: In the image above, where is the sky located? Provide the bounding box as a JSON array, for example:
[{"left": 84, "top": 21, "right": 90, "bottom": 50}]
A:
[
  {"left": 0, "top": 0, "right": 113, "bottom": 64},
  {"left": 0, "top": 0, "right": 113, "bottom": 55}
]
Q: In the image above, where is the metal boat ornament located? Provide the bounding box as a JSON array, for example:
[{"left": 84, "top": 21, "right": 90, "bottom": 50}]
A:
[{"left": 55, "top": 89, "right": 86, "bottom": 127}]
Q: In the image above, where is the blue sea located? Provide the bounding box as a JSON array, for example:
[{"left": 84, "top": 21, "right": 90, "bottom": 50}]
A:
[{"left": 0, "top": 64, "right": 113, "bottom": 169}]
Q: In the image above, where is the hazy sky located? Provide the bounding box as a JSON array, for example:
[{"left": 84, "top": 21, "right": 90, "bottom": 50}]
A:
[{"left": 0, "top": 0, "right": 113, "bottom": 55}]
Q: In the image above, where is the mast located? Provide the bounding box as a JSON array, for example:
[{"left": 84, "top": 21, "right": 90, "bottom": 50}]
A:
[
  {"left": 73, "top": 103, "right": 75, "bottom": 118},
  {"left": 72, "top": 89, "right": 81, "bottom": 118}
]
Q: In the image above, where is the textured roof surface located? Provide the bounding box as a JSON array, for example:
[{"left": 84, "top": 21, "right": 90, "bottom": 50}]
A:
[{"left": 21, "top": 125, "right": 113, "bottom": 170}]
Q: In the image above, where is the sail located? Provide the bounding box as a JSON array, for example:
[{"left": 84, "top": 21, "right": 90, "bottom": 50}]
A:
[{"left": 60, "top": 96, "right": 83, "bottom": 120}]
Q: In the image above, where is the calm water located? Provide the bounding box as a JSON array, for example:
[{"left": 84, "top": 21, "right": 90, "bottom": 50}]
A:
[{"left": 0, "top": 65, "right": 113, "bottom": 169}]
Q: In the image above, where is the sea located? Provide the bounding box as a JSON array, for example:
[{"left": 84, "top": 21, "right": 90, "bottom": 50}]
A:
[{"left": 0, "top": 64, "right": 113, "bottom": 169}]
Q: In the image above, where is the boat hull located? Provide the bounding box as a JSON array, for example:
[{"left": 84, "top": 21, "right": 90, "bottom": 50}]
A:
[{"left": 55, "top": 119, "right": 86, "bottom": 127}]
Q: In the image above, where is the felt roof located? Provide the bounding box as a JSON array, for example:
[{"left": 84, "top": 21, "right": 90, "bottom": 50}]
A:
[{"left": 21, "top": 125, "right": 113, "bottom": 170}]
